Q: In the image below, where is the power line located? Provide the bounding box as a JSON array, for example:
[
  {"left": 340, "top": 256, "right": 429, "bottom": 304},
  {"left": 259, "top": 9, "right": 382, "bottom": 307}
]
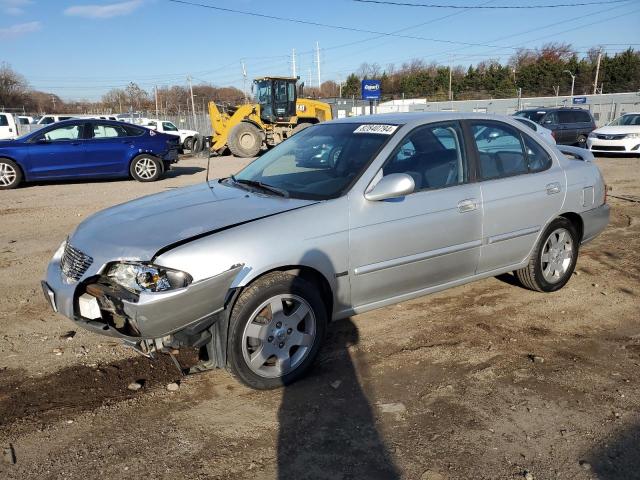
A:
[
  {"left": 352, "top": 0, "right": 630, "bottom": 8},
  {"left": 165, "top": 0, "right": 544, "bottom": 51}
]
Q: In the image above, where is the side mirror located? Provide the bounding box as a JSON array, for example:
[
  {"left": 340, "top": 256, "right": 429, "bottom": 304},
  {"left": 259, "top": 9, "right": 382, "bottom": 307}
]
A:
[{"left": 365, "top": 173, "right": 415, "bottom": 201}]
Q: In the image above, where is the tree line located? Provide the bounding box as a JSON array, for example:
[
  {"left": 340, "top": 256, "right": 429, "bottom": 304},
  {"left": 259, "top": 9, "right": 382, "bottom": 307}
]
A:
[{"left": 339, "top": 44, "right": 640, "bottom": 101}]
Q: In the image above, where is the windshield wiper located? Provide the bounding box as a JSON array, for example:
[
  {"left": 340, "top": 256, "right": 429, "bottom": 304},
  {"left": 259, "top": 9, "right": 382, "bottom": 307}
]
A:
[{"left": 230, "top": 175, "right": 289, "bottom": 197}]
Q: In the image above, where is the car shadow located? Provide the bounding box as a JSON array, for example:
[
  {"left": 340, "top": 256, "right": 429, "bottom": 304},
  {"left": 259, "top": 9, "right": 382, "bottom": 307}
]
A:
[
  {"left": 277, "top": 316, "right": 401, "bottom": 479},
  {"left": 164, "top": 165, "right": 205, "bottom": 178},
  {"left": 584, "top": 422, "right": 640, "bottom": 479}
]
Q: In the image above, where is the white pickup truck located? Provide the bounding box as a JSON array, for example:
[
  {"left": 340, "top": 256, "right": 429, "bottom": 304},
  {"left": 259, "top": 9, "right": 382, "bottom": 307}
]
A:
[
  {"left": 0, "top": 112, "right": 19, "bottom": 140},
  {"left": 144, "top": 119, "right": 199, "bottom": 151}
]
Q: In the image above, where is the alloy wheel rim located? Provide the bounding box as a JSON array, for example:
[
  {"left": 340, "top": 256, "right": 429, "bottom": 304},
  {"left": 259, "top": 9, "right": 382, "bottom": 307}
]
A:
[
  {"left": 541, "top": 227, "right": 574, "bottom": 283},
  {"left": 134, "top": 158, "right": 157, "bottom": 179},
  {"left": 0, "top": 162, "right": 17, "bottom": 187},
  {"left": 241, "top": 294, "right": 316, "bottom": 379}
]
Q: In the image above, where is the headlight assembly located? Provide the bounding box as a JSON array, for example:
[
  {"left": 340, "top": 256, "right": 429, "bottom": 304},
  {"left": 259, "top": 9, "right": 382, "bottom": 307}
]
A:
[
  {"left": 625, "top": 133, "right": 640, "bottom": 139},
  {"left": 588, "top": 132, "right": 597, "bottom": 138},
  {"left": 107, "top": 262, "right": 192, "bottom": 293}
]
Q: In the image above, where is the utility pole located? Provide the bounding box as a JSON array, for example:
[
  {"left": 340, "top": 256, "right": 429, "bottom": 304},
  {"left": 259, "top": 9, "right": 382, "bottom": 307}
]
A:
[
  {"left": 51, "top": 95, "right": 56, "bottom": 111},
  {"left": 154, "top": 85, "right": 159, "bottom": 117},
  {"left": 448, "top": 55, "right": 453, "bottom": 101},
  {"left": 241, "top": 61, "right": 247, "bottom": 103},
  {"left": 291, "top": 48, "right": 297, "bottom": 78},
  {"left": 563, "top": 70, "right": 576, "bottom": 103},
  {"left": 316, "top": 41, "right": 321, "bottom": 90},
  {"left": 187, "top": 75, "right": 197, "bottom": 130},
  {"left": 593, "top": 50, "right": 602, "bottom": 95}
]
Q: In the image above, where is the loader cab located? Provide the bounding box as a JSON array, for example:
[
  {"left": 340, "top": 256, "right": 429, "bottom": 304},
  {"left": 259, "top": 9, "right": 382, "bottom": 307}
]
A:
[{"left": 254, "top": 77, "right": 298, "bottom": 124}]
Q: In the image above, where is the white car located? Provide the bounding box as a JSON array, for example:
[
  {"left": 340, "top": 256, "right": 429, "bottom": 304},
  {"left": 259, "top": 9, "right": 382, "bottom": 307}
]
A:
[
  {"left": 513, "top": 117, "right": 556, "bottom": 145},
  {"left": 587, "top": 113, "right": 640, "bottom": 155},
  {"left": 0, "top": 112, "right": 18, "bottom": 140},
  {"left": 144, "top": 119, "right": 199, "bottom": 150}
]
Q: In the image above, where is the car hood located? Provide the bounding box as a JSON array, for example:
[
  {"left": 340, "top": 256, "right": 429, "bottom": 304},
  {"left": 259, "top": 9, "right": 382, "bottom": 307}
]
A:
[
  {"left": 593, "top": 125, "right": 640, "bottom": 135},
  {"left": 70, "top": 181, "right": 316, "bottom": 262},
  {"left": 178, "top": 129, "right": 198, "bottom": 136}
]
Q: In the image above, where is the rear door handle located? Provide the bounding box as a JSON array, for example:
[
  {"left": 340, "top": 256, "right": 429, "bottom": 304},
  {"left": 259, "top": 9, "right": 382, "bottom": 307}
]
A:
[
  {"left": 546, "top": 182, "right": 561, "bottom": 195},
  {"left": 457, "top": 198, "right": 478, "bottom": 213}
]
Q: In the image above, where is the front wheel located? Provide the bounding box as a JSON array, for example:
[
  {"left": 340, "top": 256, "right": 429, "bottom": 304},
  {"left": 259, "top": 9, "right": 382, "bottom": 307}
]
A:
[
  {"left": 576, "top": 134, "right": 588, "bottom": 148},
  {"left": 130, "top": 155, "right": 162, "bottom": 182},
  {"left": 227, "top": 122, "right": 262, "bottom": 158},
  {"left": 515, "top": 217, "right": 579, "bottom": 292},
  {"left": 227, "top": 272, "right": 327, "bottom": 389}
]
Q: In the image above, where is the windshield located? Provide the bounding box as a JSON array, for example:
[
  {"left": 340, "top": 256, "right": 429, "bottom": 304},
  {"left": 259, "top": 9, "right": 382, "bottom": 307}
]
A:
[
  {"left": 514, "top": 110, "right": 546, "bottom": 122},
  {"left": 230, "top": 123, "right": 396, "bottom": 200},
  {"left": 609, "top": 114, "right": 640, "bottom": 126},
  {"left": 254, "top": 80, "right": 271, "bottom": 104}
]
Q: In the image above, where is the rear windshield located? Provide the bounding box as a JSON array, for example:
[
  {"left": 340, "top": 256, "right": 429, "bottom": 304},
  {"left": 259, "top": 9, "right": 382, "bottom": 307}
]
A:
[
  {"left": 514, "top": 110, "right": 546, "bottom": 122},
  {"left": 230, "top": 123, "right": 397, "bottom": 200}
]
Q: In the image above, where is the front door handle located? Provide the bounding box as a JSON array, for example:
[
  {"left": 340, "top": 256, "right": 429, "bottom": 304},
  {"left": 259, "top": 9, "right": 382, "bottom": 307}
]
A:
[
  {"left": 546, "top": 182, "right": 561, "bottom": 195},
  {"left": 457, "top": 198, "right": 478, "bottom": 213}
]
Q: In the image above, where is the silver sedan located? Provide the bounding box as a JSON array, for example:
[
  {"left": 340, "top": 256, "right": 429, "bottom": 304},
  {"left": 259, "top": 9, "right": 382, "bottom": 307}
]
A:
[{"left": 43, "top": 113, "right": 609, "bottom": 389}]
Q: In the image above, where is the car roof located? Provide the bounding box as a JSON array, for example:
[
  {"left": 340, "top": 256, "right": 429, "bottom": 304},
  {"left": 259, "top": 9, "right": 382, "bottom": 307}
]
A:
[{"left": 326, "top": 111, "right": 536, "bottom": 128}]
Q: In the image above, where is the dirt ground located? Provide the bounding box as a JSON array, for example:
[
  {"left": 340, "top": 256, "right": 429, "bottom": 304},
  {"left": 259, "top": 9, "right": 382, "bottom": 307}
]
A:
[{"left": 0, "top": 153, "right": 638, "bottom": 480}]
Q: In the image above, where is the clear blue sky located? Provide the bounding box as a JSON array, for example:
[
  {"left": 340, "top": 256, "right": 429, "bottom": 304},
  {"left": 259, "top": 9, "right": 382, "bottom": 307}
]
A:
[{"left": 2, "top": 0, "right": 639, "bottom": 101}]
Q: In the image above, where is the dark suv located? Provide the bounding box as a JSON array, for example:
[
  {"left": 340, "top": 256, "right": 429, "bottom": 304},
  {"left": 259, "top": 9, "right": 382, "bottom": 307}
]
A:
[{"left": 514, "top": 107, "right": 596, "bottom": 147}]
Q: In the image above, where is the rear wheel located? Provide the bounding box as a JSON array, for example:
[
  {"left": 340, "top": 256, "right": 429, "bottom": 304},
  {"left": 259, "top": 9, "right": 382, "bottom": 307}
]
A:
[
  {"left": 226, "top": 272, "right": 327, "bottom": 389},
  {"left": 228, "top": 122, "right": 262, "bottom": 158},
  {"left": 130, "top": 155, "right": 162, "bottom": 182},
  {"left": 0, "top": 158, "right": 22, "bottom": 190},
  {"left": 183, "top": 136, "right": 194, "bottom": 151},
  {"left": 515, "top": 217, "right": 579, "bottom": 292}
]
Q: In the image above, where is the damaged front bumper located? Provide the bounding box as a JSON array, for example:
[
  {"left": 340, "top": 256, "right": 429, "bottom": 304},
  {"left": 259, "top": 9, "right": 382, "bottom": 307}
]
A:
[{"left": 42, "top": 254, "right": 243, "bottom": 351}]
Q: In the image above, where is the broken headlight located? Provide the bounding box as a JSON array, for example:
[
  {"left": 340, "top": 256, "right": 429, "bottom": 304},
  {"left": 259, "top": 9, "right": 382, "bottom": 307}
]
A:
[{"left": 107, "top": 262, "right": 192, "bottom": 294}]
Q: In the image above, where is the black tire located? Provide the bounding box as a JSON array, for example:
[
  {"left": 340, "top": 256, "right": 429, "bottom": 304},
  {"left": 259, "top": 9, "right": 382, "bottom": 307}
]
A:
[
  {"left": 576, "top": 134, "right": 588, "bottom": 148},
  {"left": 228, "top": 122, "right": 262, "bottom": 158},
  {"left": 226, "top": 271, "right": 328, "bottom": 390},
  {"left": 515, "top": 217, "right": 579, "bottom": 292},
  {"left": 183, "top": 136, "right": 194, "bottom": 151},
  {"left": 130, "top": 155, "right": 162, "bottom": 182},
  {"left": 290, "top": 122, "right": 312, "bottom": 137},
  {"left": 0, "top": 158, "right": 23, "bottom": 190}
]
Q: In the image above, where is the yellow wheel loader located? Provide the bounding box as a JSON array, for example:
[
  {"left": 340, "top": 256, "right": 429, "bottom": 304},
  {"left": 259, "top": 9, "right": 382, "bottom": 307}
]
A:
[{"left": 208, "top": 76, "right": 332, "bottom": 158}]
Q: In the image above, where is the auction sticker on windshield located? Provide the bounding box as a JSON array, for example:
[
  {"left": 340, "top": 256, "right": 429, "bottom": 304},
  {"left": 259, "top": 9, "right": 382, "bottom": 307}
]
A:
[{"left": 354, "top": 124, "right": 398, "bottom": 135}]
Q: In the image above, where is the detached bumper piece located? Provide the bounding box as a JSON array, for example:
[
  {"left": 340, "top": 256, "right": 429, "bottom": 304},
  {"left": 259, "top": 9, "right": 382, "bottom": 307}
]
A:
[{"left": 75, "top": 264, "right": 243, "bottom": 341}]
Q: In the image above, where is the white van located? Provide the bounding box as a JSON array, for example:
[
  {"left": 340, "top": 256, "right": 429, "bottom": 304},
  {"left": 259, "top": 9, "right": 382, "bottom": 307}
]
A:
[{"left": 0, "top": 113, "right": 18, "bottom": 140}]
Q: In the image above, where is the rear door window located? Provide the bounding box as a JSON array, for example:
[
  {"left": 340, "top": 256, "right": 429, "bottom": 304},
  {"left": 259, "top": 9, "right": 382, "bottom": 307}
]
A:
[
  {"left": 92, "top": 123, "right": 128, "bottom": 138},
  {"left": 0, "top": 115, "right": 8, "bottom": 127},
  {"left": 471, "top": 122, "right": 528, "bottom": 180},
  {"left": 558, "top": 111, "right": 576, "bottom": 124},
  {"left": 522, "top": 134, "right": 552, "bottom": 172}
]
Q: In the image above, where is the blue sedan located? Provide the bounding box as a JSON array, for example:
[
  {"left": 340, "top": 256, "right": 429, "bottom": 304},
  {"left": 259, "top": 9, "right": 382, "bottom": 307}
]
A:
[{"left": 0, "top": 119, "right": 180, "bottom": 189}]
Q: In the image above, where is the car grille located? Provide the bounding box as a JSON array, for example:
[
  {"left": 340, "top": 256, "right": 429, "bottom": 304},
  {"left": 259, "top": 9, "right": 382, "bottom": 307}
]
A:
[
  {"left": 60, "top": 242, "right": 93, "bottom": 281},
  {"left": 591, "top": 145, "right": 626, "bottom": 151},
  {"left": 596, "top": 134, "right": 626, "bottom": 140}
]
